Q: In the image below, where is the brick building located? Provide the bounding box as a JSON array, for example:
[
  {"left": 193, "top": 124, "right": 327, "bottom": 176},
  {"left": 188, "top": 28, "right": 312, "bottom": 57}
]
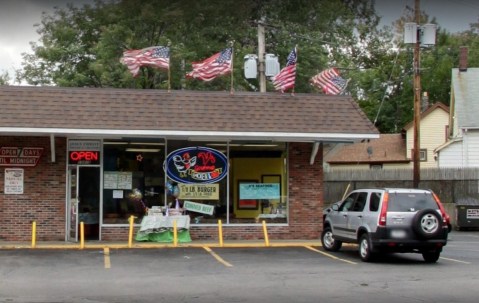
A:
[{"left": 0, "top": 86, "right": 378, "bottom": 242}]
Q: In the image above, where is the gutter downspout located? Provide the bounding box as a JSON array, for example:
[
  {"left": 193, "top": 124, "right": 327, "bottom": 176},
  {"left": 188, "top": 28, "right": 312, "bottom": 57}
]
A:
[
  {"left": 50, "top": 134, "right": 56, "bottom": 163},
  {"left": 309, "top": 142, "right": 320, "bottom": 165}
]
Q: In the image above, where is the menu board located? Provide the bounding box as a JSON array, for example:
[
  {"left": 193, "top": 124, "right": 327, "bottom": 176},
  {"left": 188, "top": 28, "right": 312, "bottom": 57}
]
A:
[{"left": 104, "top": 171, "right": 132, "bottom": 190}]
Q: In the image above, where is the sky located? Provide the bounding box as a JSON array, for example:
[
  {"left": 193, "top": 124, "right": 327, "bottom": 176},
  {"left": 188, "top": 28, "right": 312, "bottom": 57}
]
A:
[{"left": 1, "top": 0, "right": 479, "bottom": 83}]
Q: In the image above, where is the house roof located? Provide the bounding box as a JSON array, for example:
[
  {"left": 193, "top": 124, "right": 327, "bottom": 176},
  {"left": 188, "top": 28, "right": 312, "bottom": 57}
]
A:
[
  {"left": 0, "top": 86, "right": 378, "bottom": 142},
  {"left": 326, "top": 133, "right": 408, "bottom": 164},
  {"left": 452, "top": 68, "right": 479, "bottom": 129},
  {"left": 402, "top": 102, "right": 449, "bottom": 130}
]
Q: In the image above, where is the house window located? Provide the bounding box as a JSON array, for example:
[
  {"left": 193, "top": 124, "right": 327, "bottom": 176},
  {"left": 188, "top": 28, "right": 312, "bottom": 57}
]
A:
[
  {"left": 420, "top": 149, "right": 427, "bottom": 161},
  {"left": 411, "top": 149, "right": 428, "bottom": 162},
  {"left": 370, "top": 164, "right": 383, "bottom": 170}
]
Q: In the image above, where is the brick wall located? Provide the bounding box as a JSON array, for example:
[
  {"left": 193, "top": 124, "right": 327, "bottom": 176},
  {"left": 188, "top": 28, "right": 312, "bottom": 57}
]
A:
[
  {"left": 0, "top": 136, "right": 66, "bottom": 241},
  {"left": 1, "top": 138, "right": 324, "bottom": 242}
]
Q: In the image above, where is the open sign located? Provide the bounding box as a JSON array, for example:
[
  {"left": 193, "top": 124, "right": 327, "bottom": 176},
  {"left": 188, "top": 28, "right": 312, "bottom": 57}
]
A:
[{"left": 69, "top": 151, "right": 100, "bottom": 165}]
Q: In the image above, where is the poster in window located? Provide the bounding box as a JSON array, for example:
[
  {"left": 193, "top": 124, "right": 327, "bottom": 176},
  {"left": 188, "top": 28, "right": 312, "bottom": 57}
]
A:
[{"left": 238, "top": 180, "right": 258, "bottom": 210}]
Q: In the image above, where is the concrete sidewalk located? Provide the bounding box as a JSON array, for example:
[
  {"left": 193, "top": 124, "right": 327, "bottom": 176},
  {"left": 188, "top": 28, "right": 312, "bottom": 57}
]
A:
[{"left": 0, "top": 239, "right": 323, "bottom": 250}]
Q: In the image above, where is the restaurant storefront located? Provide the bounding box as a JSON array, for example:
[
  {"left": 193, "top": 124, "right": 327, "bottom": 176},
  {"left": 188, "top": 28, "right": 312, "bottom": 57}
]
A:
[{"left": 0, "top": 86, "right": 378, "bottom": 242}]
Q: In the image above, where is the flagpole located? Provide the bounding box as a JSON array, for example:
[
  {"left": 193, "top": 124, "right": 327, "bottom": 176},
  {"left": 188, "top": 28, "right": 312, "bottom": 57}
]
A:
[
  {"left": 167, "top": 41, "right": 171, "bottom": 92},
  {"left": 229, "top": 40, "right": 235, "bottom": 95},
  {"left": 292, "top": 45, "right": 298, "bottom": 96}
]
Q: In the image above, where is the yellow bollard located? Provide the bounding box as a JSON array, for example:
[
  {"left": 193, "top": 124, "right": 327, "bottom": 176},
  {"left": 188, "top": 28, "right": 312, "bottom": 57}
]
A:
[
  {"left": 31, "top": 221, "right": 36, "bottom": 248},
  {"left": 80, "top": 222, "right": 85, "bottom": 249},
  {"left": 262, "top": 220, "right": 270, "bottom": 247},
  {"left": 218, "top": 220, "right": 224, "bottom": 247},
  {"left": 128, "top": 215, "right": 135, "bottom": 248},
  {"left": 173, "top": 220, "right": 178, "bottom": 247}
]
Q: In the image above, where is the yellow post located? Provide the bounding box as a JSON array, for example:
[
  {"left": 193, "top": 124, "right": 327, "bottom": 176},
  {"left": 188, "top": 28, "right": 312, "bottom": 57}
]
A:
[
  {"left": 262, "top": 220, "right": 270, "bottom": 247},
  {"left": 173, "top": 220, "right": 178, "bottom": 247},
  {"left": 128, "top": 215, "right": 135, "bottom": 248},
  {"left": 80, "top": 222, "right": 85, "bottom": 249},
  {"left": 218, "top": 220, "right": 224, "bottom": 247},
  {"left": 31, "top": 221, "right": 36, "bottom": 248}
]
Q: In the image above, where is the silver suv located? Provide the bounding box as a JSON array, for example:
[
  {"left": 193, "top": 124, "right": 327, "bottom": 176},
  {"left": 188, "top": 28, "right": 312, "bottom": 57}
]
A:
[{"left": 321, "top": 188, "right": 449, "bottom": 263}]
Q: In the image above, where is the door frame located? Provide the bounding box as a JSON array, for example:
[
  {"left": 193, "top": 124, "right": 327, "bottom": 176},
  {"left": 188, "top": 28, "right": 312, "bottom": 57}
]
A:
[{"left": 66, "top": 166, "right": 79, "bottom": 242}]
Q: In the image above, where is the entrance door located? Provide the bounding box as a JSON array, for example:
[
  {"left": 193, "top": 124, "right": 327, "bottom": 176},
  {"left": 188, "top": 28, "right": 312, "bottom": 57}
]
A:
[{"left": 67, "top": 166, "right": 100, "bottom": 242}]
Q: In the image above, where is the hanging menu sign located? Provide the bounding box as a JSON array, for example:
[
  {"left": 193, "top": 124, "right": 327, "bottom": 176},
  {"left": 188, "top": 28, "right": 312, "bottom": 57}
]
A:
[{"left": 4, "top": 168, "right": 24, "bottom": 194}]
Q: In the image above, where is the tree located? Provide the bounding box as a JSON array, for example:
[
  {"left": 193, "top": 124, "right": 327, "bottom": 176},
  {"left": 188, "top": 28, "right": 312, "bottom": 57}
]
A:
[
  {"left": 0, "top": 71, "right": 10, "bottom": 85},
  {"left": 17, "top": 0, "right": 382, "bottom": 92}
]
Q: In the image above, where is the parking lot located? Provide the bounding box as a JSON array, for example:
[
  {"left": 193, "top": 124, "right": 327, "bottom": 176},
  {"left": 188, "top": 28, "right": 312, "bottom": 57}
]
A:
[{"left": 1, "top": 231, "right": 479, "bottom": 303}]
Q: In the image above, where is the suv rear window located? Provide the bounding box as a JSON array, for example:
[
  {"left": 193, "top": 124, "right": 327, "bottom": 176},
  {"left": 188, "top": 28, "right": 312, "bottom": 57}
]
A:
[{"left": 387, "top": 192, "right": 438, "bottom": 212}]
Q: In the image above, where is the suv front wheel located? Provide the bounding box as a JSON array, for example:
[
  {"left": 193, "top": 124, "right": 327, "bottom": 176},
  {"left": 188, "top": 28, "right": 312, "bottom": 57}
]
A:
[{"left": 321, "top": 227, "right": 342, "bottom": 251}]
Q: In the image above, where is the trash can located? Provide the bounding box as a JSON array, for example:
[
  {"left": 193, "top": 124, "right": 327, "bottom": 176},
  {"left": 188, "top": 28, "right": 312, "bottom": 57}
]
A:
[{"left": 455, "top": 198, "right": 479, "bottom": 230}]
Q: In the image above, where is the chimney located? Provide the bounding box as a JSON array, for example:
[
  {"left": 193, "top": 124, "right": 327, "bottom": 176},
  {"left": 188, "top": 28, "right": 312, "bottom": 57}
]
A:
[
  {"left": 421, "top": 91, "right": 429, "bottom": 112},
  {"left": 459, "top": 46, "right": 468, "bottom": 72}
]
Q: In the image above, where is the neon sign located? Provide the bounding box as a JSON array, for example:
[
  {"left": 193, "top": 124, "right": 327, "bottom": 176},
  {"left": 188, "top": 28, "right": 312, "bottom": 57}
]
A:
[
  {"left": 165, "top": 146, "right": 228, "bottom": 184},
  {"left": 69, "top": 151, "right": 100, "bottom": 165}
]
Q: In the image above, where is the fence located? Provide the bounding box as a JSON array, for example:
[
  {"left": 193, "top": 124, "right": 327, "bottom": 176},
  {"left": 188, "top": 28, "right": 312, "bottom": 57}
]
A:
[{"left": 324, "top": 167, "right": 479, "bottom": 205}]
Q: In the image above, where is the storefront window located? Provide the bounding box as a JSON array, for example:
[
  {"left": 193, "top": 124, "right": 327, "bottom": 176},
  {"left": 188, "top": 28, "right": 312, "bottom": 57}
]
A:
[
  {"left": 102, "top": 140, "right": 165, "bottom": 224},
  {"left": 101, "top": 139, "right": 287, "bottom": 225}
]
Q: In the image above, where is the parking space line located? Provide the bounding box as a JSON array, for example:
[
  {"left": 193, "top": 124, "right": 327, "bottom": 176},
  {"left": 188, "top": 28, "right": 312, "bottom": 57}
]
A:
[
  {"left": 104, "top": 247, "right": 111, "bottom": 269},
  {"left": 440, "top": 256, "right": 471, "bottom": 264},
  {"left": 304, "top": 246, "right": 357, "bottom": 265},
  {"left": 203, "top": 246, "right": 233, "bottom": 267}
]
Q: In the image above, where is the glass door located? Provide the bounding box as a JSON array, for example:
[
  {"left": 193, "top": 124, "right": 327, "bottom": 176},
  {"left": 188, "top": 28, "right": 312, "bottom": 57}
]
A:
[{"left": 67, "top": 166, "right": 79, "bottom": 242}]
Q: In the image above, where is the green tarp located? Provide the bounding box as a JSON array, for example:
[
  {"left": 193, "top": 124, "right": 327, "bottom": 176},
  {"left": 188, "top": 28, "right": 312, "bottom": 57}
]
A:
[{"left": 135, "top": 230, "right": 192, "bottom": 243}]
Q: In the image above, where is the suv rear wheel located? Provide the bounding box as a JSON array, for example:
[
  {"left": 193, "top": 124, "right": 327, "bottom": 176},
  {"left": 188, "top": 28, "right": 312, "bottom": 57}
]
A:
[
  {"left": 359, "top": 234, "right": 375, "bottom": 262},
  {"left": 422, "top": 250, "right": 441, "bottom": 263},
  {"left": 321, "top": 227, "right": 342, "bottom": 251}
]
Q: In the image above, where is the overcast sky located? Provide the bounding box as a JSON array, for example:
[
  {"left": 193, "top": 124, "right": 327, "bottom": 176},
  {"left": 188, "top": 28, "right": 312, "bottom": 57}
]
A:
[{"left": 1, "top": 0, "right": 478, "bottom": 82}]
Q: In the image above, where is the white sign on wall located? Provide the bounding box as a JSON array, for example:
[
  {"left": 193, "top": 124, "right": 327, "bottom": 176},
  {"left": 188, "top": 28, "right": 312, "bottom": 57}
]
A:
[{"left": 4, "top": 168, "right": 24, "bottom": 194}]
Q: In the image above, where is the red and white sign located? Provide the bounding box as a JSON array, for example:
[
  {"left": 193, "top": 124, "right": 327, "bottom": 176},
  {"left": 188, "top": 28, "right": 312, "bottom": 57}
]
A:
[
  {"left": 0, "top": 147, "right": 43, "bottom": 167},
  {"left": 4, "top": 168, "right": 24, "bottom": 194}
]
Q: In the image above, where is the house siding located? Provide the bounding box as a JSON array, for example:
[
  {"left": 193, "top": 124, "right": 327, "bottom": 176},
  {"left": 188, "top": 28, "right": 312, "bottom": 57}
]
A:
[
  {"left": 406, "top": 107, "right": 449, "bottom": 168},
  {"left": 464, "top": 131, "right": 479, "bottom": 167},
  {"left": 438, "top": 141, "right": 463, "bottom": 167}
]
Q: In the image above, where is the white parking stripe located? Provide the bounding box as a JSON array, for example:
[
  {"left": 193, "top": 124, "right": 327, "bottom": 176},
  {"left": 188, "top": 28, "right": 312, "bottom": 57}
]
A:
[
  {"left": 304, "top": 246, "right": 357, "bottom": 265},
  {"left": 440, "top": 256, "right": 471, "bottom": 264}
]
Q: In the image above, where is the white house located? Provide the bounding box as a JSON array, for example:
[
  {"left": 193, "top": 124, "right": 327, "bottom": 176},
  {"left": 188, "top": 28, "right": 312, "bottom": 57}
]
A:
[{"left": 435, "top": 51, "right": 479, "bottom": 168}]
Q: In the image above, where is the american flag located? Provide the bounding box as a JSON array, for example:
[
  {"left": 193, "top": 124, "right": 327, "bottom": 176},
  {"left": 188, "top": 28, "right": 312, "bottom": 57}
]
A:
[
  {"left": 310, "top": 68, "right": 349, "bottom": 95},
  {"left": 272, "top": 47, "right": 297, "bottom": 92},
  {"left": 186, "top": 48, "right": 233, "bottom": 82},
  {"left": 120, "top": 46, "right": 170, "bottom": 77}
]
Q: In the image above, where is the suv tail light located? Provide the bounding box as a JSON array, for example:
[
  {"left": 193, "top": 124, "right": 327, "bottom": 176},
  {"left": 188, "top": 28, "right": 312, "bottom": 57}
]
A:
[
  {"left": 432, "top": 192, "right": 449, "bottom": 226},
  {"left": 379, "top": 192, "right": 389, "bottom": 226}
]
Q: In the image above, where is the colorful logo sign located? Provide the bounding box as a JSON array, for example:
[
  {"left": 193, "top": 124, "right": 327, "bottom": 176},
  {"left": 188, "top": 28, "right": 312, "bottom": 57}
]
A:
[{"left": 164, "top": 146, "right": 228, "bottom": 184}]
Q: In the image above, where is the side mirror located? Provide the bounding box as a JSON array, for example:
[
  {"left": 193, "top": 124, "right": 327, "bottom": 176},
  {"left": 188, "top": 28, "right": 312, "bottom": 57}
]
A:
[{"left": 332, "top": 203, "right": 339, "bottom": 211}]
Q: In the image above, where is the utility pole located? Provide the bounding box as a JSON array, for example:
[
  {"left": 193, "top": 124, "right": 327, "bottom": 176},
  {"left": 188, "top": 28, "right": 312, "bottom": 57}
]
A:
[
  {"left": 413, "top": 0, "right": 421, "bottom": 188},
  {"left": 258, "top": 22, "right": 266, "bottom": 93}
]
